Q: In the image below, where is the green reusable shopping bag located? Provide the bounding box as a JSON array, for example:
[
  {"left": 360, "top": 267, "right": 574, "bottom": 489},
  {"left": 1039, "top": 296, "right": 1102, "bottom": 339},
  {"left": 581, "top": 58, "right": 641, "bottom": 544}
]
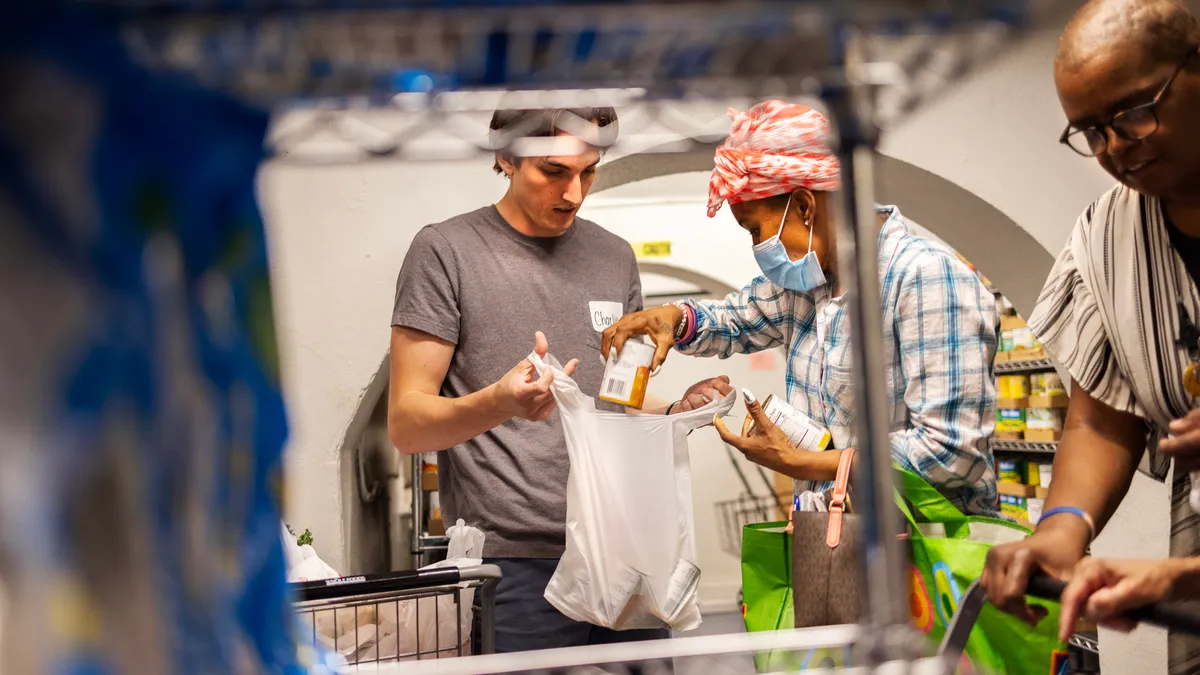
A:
[
  {"left": 741, "top": 521, "right": 794, "bottom": 634},
  {"left": 740, "top": 470, "right": 1069, "bottom": 674},
  {"left": 896, "top": 469, "right": 1069, "bottom": 675},
  {"left": 741, "top": 522, "right": 852, "bottom": 672},
  {"left": 740, "top": 522, "right": 800, "bottom": 672}
]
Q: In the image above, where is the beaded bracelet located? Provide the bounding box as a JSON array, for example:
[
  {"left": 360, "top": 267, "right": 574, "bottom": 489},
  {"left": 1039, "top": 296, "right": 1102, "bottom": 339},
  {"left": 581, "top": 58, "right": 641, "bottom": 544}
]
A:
[{"left": 678, "top": 303, "right": 698, "bottom": 347}]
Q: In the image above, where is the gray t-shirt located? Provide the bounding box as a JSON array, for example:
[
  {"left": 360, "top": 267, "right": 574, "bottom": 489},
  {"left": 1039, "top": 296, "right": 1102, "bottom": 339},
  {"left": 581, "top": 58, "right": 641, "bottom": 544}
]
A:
[{"left": 392, "top": 205, "right": 643, "bottom": 558}]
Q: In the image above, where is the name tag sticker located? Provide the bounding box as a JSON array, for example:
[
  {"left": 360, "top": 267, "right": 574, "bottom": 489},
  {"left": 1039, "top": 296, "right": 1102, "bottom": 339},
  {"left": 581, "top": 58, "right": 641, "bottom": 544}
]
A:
[{"left": 589, "top": 301, "right": 624, "bottom": 332}]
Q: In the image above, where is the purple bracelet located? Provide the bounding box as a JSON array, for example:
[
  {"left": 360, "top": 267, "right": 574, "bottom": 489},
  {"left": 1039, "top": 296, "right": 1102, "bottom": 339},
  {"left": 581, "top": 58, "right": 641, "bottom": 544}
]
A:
[{"left": 678, "top": 303, "right": 698, "bottom": 346}]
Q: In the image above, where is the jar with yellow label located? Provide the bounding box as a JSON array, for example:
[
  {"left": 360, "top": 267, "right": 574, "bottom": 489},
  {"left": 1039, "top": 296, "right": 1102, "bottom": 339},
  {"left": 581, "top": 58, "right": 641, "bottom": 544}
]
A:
[{"left": 599, "top": 339, "right": 654, "bottom": 409}]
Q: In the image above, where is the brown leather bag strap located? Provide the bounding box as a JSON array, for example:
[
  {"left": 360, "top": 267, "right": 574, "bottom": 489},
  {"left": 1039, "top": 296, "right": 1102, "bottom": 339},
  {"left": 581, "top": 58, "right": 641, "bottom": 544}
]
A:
[{"left": 825, "top": 448, "right": 856, "bottom": 549}]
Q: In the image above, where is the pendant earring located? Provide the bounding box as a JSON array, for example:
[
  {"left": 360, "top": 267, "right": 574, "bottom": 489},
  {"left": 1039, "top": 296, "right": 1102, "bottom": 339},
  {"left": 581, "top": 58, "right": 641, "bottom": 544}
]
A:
[
  {"left": 1185, "top": 362, "right": 1200, "bottom": 397},
  {"left": 1185, "top": 340, "right": 1200, "bottom": 397}
]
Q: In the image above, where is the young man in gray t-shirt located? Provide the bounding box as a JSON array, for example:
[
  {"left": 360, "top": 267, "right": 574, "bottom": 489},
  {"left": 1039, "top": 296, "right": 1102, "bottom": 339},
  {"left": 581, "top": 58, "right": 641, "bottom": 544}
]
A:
[{"left": 388, "top": 106, "right": 732, "bottom": 653}]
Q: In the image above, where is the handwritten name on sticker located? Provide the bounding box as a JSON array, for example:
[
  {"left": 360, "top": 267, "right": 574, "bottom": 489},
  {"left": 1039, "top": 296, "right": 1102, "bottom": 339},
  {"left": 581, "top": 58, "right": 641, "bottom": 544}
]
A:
[
  {"left": 589, "top": 301, "right": 624, "bottom": 332},
  {"left": 631, "top": 241, "right": 671, "bottom": 259}
]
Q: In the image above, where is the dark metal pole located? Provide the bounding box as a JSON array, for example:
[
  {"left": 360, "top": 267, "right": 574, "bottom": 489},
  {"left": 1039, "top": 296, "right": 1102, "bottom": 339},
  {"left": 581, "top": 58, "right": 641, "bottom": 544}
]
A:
[
  {"left": 412, "top": 453, "right": 424, "bottom": 569},
  {"left": 821, "top": 15, "right": 911, "bottom": 663}
]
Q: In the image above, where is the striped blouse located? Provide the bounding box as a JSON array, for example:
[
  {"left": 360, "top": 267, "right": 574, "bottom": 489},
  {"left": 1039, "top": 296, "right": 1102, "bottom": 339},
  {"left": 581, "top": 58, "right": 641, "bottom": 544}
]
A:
[{"left": 1027, "top": 184, "right": 1200, "bottom": 675}]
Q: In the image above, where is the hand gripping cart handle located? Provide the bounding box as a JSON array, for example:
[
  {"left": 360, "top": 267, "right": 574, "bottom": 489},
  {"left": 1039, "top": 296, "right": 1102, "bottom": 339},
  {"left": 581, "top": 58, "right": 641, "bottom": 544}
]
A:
[
  {"left": 1025, "top": 573, "right": 1200, "bottom": 634},
  {"left": 290, "top": 564, "right": 502, "bottom": 661},
  {"left": 937, "top": 571, "right": 1200, "bottom": 675}
]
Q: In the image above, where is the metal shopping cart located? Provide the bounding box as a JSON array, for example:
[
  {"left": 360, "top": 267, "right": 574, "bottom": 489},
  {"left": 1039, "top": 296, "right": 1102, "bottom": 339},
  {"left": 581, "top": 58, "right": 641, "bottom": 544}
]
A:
[
  {"left": 311, "top": 574, "right": 1197, "bottom": 675},
  {"left": 714, "top": 445, "right": 788, "bottom": 561},
  {"left": 78, "top": 0, "right": 1108, "bottom": 671},
  {"left": 290, "top": 565, "right": 501, "bottom": 667},
  {"left": 713, "top": 443, "right": 788, "bottom": 609}
]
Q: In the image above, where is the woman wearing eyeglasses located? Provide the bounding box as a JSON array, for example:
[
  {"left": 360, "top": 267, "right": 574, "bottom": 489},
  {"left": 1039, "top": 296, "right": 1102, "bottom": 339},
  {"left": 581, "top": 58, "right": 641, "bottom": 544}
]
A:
[{"left": 981, "top": 0, "right": 1200, "bottom": 670}]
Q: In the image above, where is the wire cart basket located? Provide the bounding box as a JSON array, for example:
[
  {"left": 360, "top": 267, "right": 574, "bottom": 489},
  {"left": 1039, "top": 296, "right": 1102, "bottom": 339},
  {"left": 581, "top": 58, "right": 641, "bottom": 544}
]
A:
[
  {"left": 714, "top": 493, "right": 778, "bottom": 558},
  {"left": 349, "top": 625, "right": 935, "bottom": 674},
  {"left": 291, "top": 565, "right": 501, "bottom": 667},
  {"left": 714, "top": 443, "right": 787, "bottom": 559}
]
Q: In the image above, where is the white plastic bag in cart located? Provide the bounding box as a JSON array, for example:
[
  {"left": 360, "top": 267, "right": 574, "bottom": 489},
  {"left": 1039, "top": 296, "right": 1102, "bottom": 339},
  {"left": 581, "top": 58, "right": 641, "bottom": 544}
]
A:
[
  {"left": 403, "top": 519, "right": 486, "bottom": 658},
  {"left": 280, "top": 528, "right": 382, "bottom": 660},
  {"left": 530, "top": 352, "right": 736, "bottom": 631},
  {"left": 282, "top": 522, "right": 305, "bottom": 570}
]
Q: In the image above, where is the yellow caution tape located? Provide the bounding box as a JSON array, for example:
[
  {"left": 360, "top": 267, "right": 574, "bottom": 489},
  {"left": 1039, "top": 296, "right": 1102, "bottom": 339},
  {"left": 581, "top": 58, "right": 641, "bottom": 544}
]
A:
[{"left": 631, "top": 240, "right": 672, "bottom": 258}]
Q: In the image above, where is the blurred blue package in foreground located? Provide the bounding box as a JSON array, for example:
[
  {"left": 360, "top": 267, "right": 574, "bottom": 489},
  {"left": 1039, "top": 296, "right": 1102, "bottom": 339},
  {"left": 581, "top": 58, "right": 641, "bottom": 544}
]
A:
[{"left": 0, "top": 8, "right": 314, "bottom": 674}]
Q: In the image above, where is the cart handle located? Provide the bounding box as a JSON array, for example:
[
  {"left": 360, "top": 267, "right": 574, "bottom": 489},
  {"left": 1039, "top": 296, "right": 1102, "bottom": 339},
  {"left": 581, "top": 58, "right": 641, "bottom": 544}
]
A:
[
  {"left": 939, "top": 571, "right": 1200, "bottom": 674},
  {"left": 290, "top": 563, "right": 502, "bottom": 602},
  {"left": 1027, "top": 571, "right": 1200, "bottom": 635}
]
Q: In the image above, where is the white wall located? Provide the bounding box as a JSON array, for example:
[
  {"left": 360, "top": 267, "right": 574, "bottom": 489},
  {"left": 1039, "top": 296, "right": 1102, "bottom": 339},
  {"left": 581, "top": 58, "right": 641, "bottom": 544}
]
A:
[
  {"left": 880, "top": 30, "right": 1114, "bottom": 254},
  {"left": 578, "top": 178, "right": 762, "bottom": 294},
  {"left": 258, "top": 159, "right": 505, "bottom": 571},
  {"left": 260, "top": 23, "right": 1170, "bottom": 671}
]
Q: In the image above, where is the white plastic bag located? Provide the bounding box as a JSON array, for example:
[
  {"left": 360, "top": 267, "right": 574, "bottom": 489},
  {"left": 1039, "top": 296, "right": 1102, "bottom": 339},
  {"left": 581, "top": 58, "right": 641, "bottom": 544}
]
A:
[
  {"left": 285, "top": 519, "right": 487, "bottom": 661},
  {"left": 286, "top": 551, "right": 341, "bottom": 584},
  {"left": 531, "top": 352, "right": 736, "bottom": 631},
  {"left": 406, "top": 519, "right": 485, "bottom": 657},
  {"left": 282, "top": 522, "right": 305, "bottom": 571},
  {"left": 444, "top": 518, "right": 485, "bottom": 560},
  {"left": 797, "top": 491, "right": 828, "bottom": 513},
  {"left": 281, "top": 532, "right": 383, "bottom": 659}
]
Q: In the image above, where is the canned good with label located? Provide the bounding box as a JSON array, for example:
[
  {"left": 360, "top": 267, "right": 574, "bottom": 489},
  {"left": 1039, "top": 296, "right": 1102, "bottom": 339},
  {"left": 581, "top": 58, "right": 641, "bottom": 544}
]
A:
[
  {"left": 1011, "top": 327, "right": 1037, "bottom": 349},
  {"left": 599, "top": 339, "right": 654, "bottom": 409},
  {"left": 1041, "top": 372, "right": 1066, "bottom": 396},
  {"left": 999, "top": 330, "right": 1014, "bottom": 352},
  {"left": 996, "top": 408, "right": 1026, "bottom": 432},
  {"left": 1029, "top": 373, "right": 1046, "bottom": 396},
  {"left": 1026, "top": 407, "right": 1065, "bottom": 432},
  {"left": 753, "top": 394, "right": 831, "bottom": 452},
  {"left": 997, "top": 460, "right": 1023, "bottom": 483},
  {"left": 998, "top": 375, "right": 1030, "bottom": 399}
]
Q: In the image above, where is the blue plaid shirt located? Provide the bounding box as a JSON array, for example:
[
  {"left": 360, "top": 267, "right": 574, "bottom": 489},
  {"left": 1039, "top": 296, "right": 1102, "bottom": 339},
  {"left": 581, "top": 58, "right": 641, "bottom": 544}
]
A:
[{"left": 678, "top": 207, "right": 999, "bottom": 516}]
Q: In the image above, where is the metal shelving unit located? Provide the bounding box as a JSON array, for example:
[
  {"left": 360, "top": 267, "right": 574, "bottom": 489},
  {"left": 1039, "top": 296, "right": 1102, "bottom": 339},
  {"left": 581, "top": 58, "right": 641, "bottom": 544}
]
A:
[
  {"left": 412, "top": 454, "right": 449, "bottom": 567},
  {"left": 78, "top": 0, "right": 1062, "bottom": 165},
  {"left": 68, "top": 0, "right": 1079, "bottom": 668},
  {"left": 995, "top": 357, "right": 1056, "bottom": 374},
  {"left": 990, "top": 439, "right": 1058, "bottom": 455}
]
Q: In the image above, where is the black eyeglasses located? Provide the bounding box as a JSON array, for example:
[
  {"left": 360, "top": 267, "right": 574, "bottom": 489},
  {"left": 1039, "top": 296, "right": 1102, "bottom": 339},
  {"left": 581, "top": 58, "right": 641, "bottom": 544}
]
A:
[{"left": 1060, "top": 50, "right": 1197, "bottom": 158}]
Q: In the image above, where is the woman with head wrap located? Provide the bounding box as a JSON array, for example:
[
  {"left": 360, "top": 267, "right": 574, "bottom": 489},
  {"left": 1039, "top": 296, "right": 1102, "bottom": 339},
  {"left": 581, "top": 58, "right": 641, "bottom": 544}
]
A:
[{"left": 602, "top": 100, "right": 1000, "bottom": 516}]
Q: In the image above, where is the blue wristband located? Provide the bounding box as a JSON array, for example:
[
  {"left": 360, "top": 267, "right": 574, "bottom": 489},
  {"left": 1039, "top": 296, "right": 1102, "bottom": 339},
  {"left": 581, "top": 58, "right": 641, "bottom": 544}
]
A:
[{"left": 1039, "top": 506, "right": 1095, "bottom": 539}]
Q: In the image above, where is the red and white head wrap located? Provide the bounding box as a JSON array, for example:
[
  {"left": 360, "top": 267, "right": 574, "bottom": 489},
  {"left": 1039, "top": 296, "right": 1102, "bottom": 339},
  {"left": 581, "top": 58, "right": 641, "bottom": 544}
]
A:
[{"left": 706, "top": 100, "right": 842, "bottom": 218}]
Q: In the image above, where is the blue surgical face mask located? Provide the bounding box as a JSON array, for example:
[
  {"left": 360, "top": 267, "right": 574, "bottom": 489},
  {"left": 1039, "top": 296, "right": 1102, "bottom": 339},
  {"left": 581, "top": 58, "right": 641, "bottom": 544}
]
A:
[{"left": 752, "top": 193, "right": 828, "bottom": 292}]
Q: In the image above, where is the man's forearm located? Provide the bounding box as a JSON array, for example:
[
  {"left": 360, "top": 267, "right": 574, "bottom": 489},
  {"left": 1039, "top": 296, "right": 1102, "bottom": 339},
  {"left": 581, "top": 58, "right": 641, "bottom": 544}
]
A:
[{"left": 389, "top": 386, "right": 510, "bottom": 455}]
